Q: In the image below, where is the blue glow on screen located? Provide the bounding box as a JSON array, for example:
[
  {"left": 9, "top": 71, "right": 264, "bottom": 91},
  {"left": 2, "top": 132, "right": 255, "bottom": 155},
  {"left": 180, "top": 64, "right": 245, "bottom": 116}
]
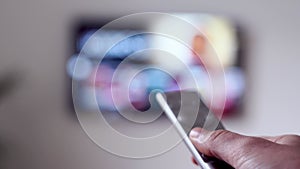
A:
[{"left": 77, "top": 30, "right": 148, "bottom": 58}]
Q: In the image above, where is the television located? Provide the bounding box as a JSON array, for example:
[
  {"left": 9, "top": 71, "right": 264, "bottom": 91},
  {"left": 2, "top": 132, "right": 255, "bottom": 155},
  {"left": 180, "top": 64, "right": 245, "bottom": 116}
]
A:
[{"left": 67, "top": 13, "right": 245, "bottom": 116}]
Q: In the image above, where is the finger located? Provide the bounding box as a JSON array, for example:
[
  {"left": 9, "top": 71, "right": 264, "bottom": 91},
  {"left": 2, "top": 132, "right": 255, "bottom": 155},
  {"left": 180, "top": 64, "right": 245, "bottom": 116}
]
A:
[
  {"left": 189, "top": 128, "right": 276, "bottom": 168},
  {"left": 262, "top": 135, "right": 300, "bottom": 146}
]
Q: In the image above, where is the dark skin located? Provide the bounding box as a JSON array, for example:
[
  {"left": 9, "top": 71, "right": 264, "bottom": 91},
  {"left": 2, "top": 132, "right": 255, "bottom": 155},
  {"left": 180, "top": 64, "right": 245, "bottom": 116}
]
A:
[{"left": 189, "top": 128, "right": 300, "bottom": 169}]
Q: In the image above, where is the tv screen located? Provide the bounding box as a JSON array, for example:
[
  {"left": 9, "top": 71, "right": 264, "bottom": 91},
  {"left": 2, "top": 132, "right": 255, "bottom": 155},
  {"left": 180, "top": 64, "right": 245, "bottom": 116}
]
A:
[{"left": 67, "top": 14, "right": 245, "bottom": 116}]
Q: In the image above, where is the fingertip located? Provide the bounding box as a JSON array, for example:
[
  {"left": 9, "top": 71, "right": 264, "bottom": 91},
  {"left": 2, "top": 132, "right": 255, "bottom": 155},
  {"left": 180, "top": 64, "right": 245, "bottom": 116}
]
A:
[
  {"left": 189, "top": 127, "right": 212, "bottom": 144},
  {"left": 189, "top": 128, "right": 201, "bottom": 138}
]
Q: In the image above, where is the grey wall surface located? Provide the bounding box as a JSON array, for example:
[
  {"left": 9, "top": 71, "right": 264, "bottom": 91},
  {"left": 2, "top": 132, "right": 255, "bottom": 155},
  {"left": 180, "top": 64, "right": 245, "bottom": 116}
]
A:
[{"left": 0, "top": 0, "right": 299, "bottom": 168}]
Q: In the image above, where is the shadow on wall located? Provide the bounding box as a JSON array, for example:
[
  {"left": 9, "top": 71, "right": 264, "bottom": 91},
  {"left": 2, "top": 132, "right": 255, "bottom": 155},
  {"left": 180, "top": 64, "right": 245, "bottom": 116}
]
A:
[
  {"left": 0, "top": 72, "right": 24, "bottom": 168},
  {"left": 0, "top": 140, "right": 7, "bottom": 168},
  {"left": 0, "top": 71, "right": 23, "bottom": 103}
]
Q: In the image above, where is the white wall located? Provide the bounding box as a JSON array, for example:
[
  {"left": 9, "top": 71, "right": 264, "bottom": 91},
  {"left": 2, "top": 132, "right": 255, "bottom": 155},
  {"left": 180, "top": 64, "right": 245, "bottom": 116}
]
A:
[{"left": 0, "top": 0, "right": 299, "bottom": 168}]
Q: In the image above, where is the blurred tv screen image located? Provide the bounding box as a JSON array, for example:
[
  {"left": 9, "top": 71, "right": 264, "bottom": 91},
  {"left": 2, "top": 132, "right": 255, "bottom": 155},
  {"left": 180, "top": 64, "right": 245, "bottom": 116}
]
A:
[{"left": 67, "top": 13, "right": 245, "bottom": 116}]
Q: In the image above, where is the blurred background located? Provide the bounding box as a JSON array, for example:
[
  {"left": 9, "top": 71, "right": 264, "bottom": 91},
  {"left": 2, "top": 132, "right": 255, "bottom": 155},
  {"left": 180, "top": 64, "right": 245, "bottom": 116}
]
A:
[{"left": 0, "top": 0, "right": 300, "bottom": 169}]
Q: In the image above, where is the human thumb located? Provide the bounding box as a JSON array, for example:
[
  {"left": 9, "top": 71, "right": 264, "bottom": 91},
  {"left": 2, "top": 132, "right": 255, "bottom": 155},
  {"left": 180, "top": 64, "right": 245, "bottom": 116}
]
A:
[{"left": 189, "top": 128, "right": 276, "bottom": 168}]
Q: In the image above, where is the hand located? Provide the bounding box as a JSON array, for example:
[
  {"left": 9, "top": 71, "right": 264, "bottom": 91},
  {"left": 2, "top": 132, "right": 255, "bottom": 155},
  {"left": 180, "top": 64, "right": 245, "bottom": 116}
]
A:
[{"left": 189, "top": 128, "right": 300, "bottom": 169}]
